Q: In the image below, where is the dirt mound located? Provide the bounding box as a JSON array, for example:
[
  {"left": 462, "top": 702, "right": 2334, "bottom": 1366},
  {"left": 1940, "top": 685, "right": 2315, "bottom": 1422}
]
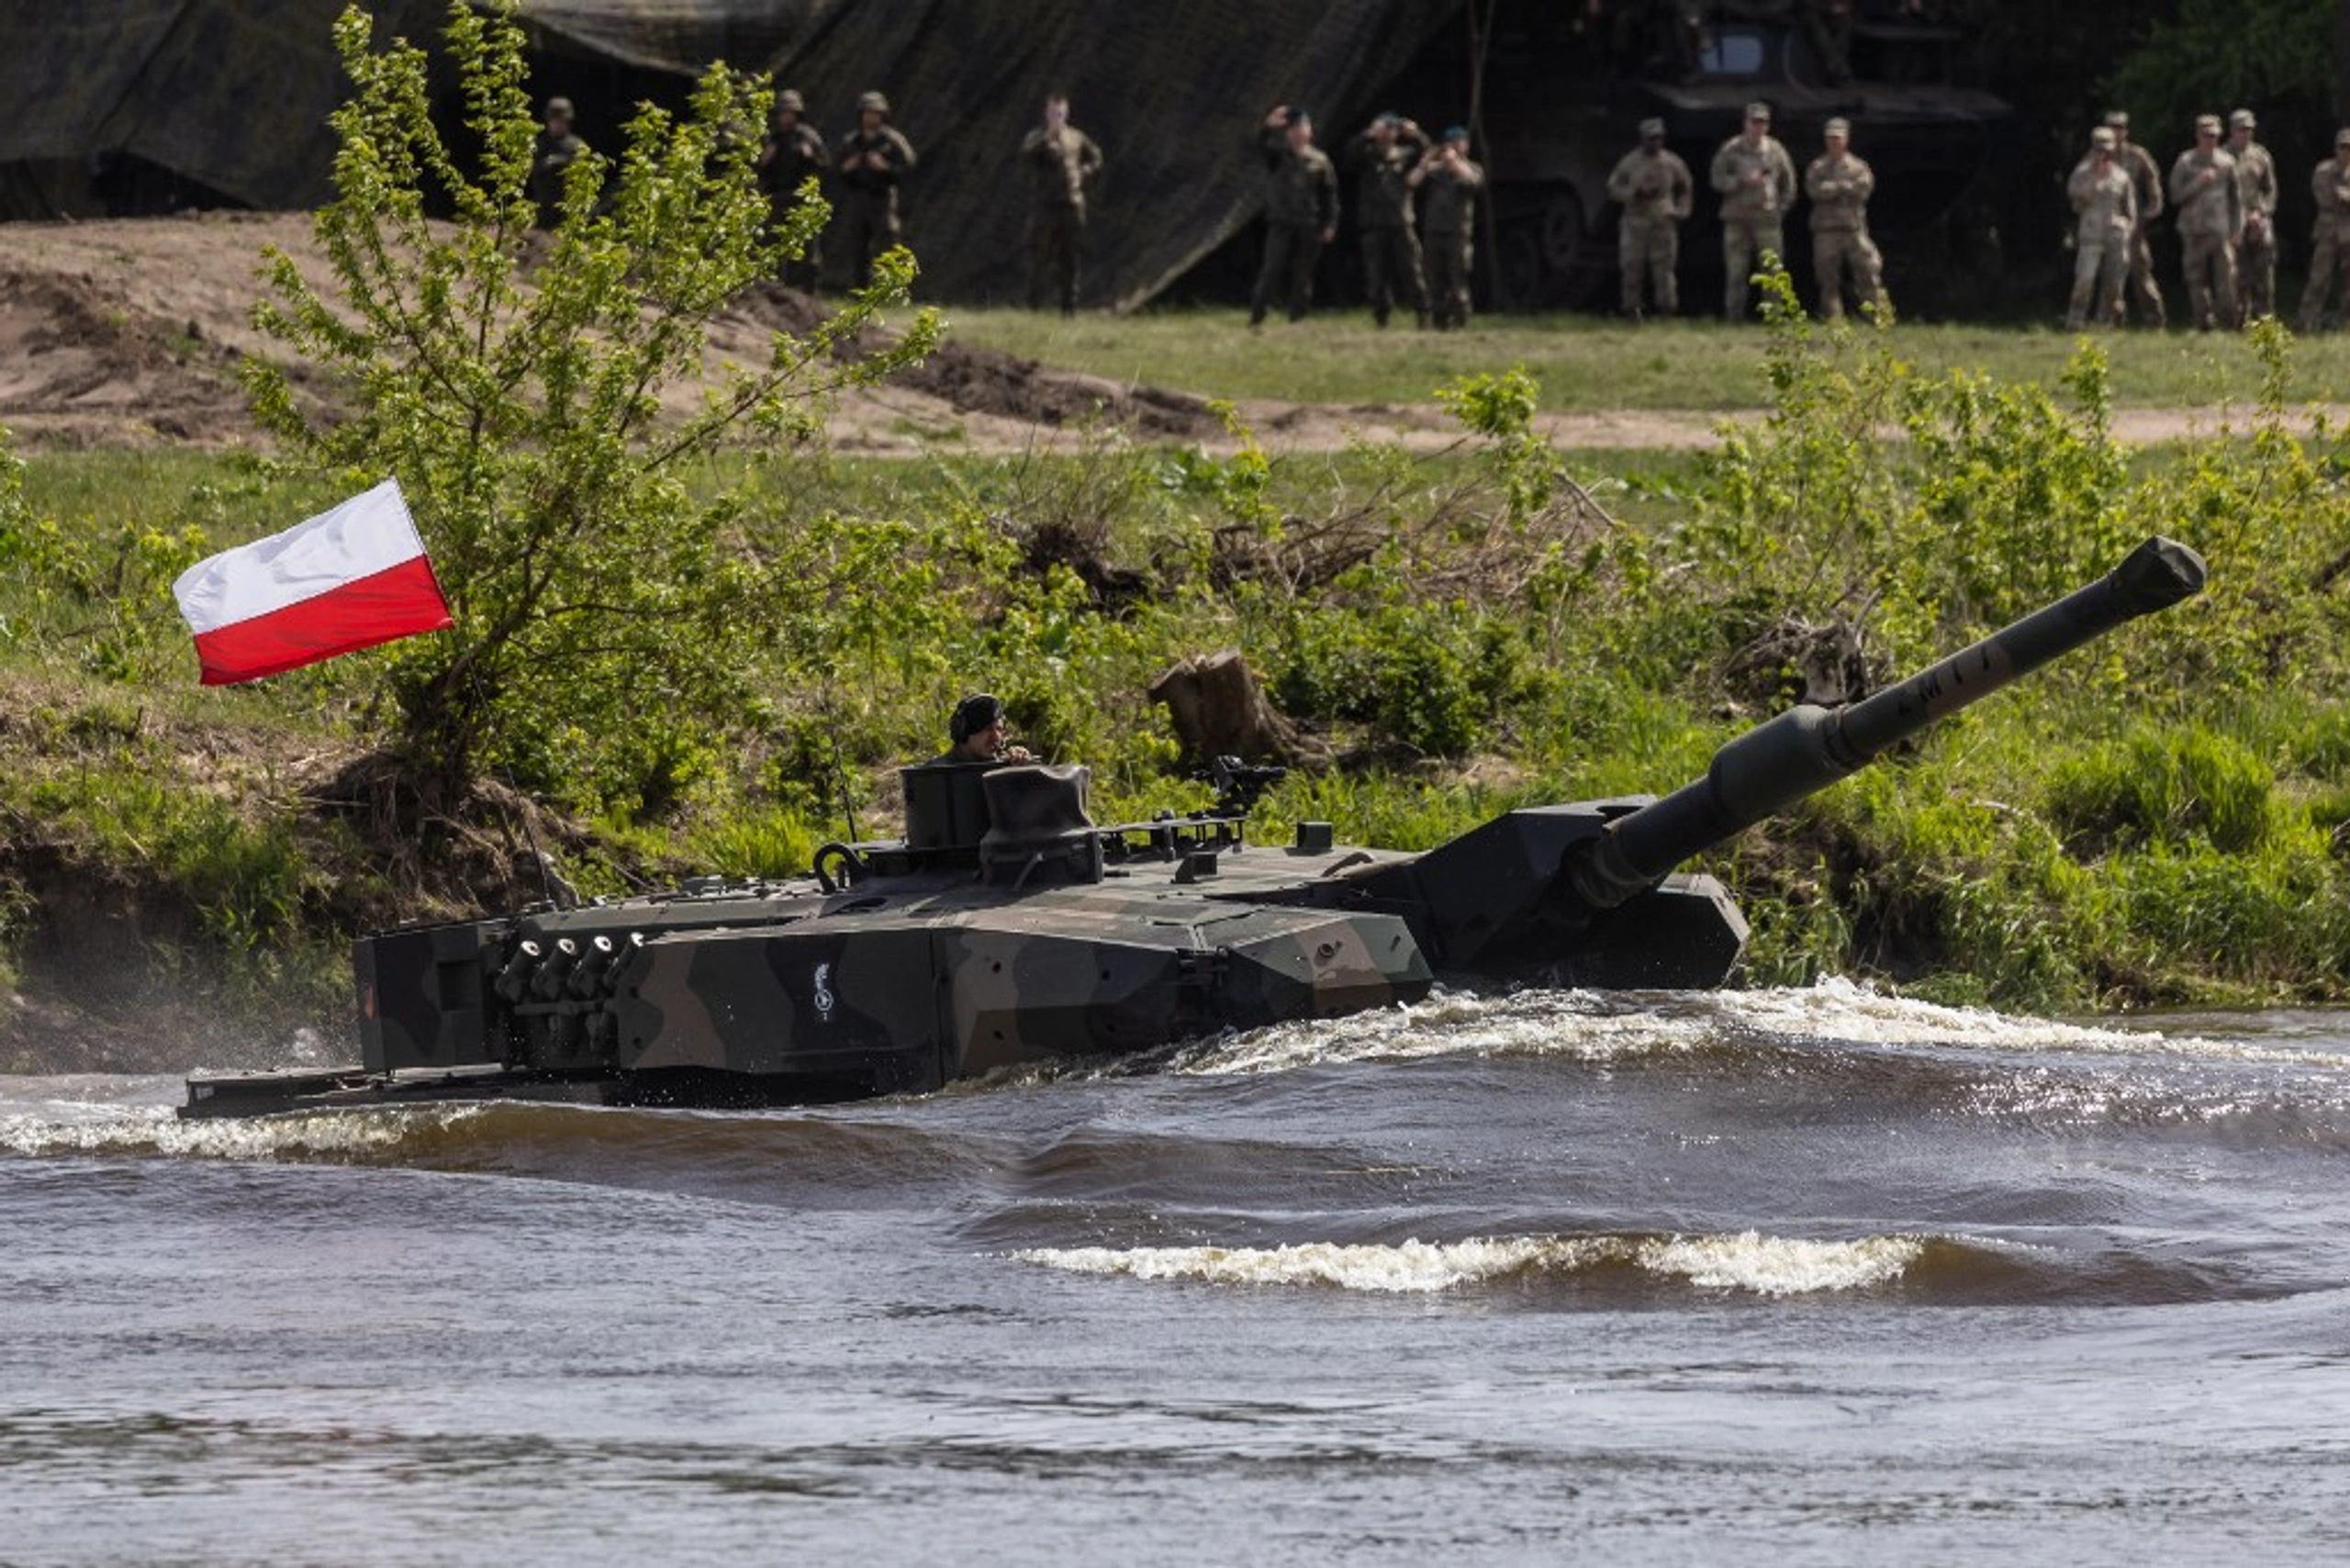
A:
[
  {"left": 0, "top": 265, "right": 250, "bottom": 446},
  {"left": 717, "top": 280, "right": 1214, "bottom": 439},
  {"left": 0, "top": 215, "right": 1220, "bottom": 453}
]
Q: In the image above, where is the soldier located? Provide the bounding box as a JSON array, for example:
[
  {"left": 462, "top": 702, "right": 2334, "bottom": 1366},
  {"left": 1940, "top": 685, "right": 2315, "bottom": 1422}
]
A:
[
  {"left": 834, "top": 91, "right": 917, "bottom": 289},
  {"left": 529, "top": 96, "right": 587, "bottom": 230},
  {"left": 1709, "top": 101, "right": 1798, "bottom": 321},
  {"left": 2298, "top": 129, "right": 2350, "bottom": 333},
  {"left": 936, "top": 694, "right": 1032, "bottom": 767},
  {"left": 1344, "top": 111, "right": 1431, "bottom": 328},
  {"left": 1020, "top": 94, "right": 1103, "bottom": 316},
  {"left": 1606, "top": 118, "right": 1692, "bottom": 320},
  {"left": 2167, "top": 115, "right": 2240, "bottom": 332},
  {"left": 2228, "top": 109, "right": 2278, "bottom": 323},
  {"left": 757, "top": 89, "right": 829, "bottom": 291},
  {"left": 1249, "top": 105, "right": 1340, "bottom": 327},
  {"left": 1412, "top": 125, "right": 1484, "bottom": 330},
  {"left": 2066, "top": 128, "right": 2137, "bottom": 330},
  {"left": 1805, "top": 117, "right": 1886, "bottom": 321},
  {"left": 2098, "top": 110, "right": 2168, "bottom": 329}
]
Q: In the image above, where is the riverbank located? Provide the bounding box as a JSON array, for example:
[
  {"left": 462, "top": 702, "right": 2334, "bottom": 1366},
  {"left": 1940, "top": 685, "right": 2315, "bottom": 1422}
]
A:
[{"left": 7, "top": 224, "right": 2350, "bottom": 1072}]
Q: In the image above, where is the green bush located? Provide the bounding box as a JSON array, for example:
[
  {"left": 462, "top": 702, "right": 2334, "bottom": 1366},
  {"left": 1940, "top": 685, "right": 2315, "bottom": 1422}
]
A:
[{"left": 2044, "top": 727, "right": 2275, "bottom": 854}]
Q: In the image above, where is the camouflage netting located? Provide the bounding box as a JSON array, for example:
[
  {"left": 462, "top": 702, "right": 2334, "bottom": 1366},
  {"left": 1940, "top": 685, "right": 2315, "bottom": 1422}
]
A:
[{"left": 0, "top": 0, "right": 1463, "bottom": 308}]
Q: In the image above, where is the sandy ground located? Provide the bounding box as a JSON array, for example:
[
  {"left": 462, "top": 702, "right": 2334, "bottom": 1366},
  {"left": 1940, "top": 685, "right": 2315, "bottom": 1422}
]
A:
[{"left": 0, "top": 212, "right": 2315, "bottom": 456}]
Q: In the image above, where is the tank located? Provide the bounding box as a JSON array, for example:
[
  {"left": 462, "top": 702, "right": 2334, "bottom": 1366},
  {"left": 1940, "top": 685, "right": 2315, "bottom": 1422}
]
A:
[{"left": 183, "top": 538, "right": 2204, "bottom": 1119}]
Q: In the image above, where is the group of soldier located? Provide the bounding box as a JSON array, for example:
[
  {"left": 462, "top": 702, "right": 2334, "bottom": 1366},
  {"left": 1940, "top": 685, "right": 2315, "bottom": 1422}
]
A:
[
  {"left": 531, "top": 84, "right": 2350, "bottom": 337},
  {"left": 1607, "top": 101, "right": 1883, "bottom": 325},
  {"left": 1252, "top": 106, "right": 1485, "bottom": 330},
  {"left": 2066, "top": 108, "right": 2350, "bottom": 335},
  {"left": 530, "top": 87, "right": 1102, "bottom": 315}
]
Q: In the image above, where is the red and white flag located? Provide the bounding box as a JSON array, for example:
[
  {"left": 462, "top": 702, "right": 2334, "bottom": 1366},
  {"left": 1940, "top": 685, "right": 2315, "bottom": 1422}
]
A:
[{"left": 171, "top": 479, "right": 453, "bottom": 686}]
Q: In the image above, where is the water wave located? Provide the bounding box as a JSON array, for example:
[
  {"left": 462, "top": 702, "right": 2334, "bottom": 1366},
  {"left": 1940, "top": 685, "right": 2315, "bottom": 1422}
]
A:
[{"left": 1015, "top": 1230, "right": 1928, "bottom": 1296}]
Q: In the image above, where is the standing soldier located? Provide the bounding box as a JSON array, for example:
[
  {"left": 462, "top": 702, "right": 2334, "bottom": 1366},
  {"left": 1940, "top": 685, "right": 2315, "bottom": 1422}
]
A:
[
  {"left": 2066, "top": 128, "right": 2138, "bottom": 330},
  {"left": 2228, "top": 109, "right": 2279, "bottom": 323},
  {"left": 1020, "top": 94, "right": 1103, "bottom": 316},
  {"left": 1805, "top": 117, "right": 1886, "bottom": 320},
  {"left": 1606, "top": 118, "right": 1692, "bottom": 320},
  {"left": 2098, "top": 111, "right": 2168, "bottom": 329},
  {"left": 757, "top": 89, "right": 829, "bottom": 291},
  {"left": 2298, "top": 129, "right": 2350, "bottom": 333},
  {"left": 1345, "top": 112, "right": 1431, "bottom": 329},
  {"left": 1709, "top": 102, "right": 1798, "bottom": 321},
  {"left": 1249, "top": 105, "right": 1339, "bottom": 327},
  {"left": 2168, "top": 115, "right": 2240, "bottom": 331},
  {"left": 529, "top": 95, "right": 587, "bottom": 230},
  {"left": 1412, "top": 125, "right": 1485, "bottom": 330},
  {"left": 834, "top": 91, "right": 917, "bottom": 289}
]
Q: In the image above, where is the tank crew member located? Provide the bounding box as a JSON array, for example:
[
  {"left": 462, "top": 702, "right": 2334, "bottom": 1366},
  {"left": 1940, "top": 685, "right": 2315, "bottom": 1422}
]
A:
[
  {"left": 834, "top": 91, "right": 917, "bottom": 289},
  {"left": 757, "top": 89, "right": 830, "bottom": 291},
  {"left": 529, "top": 96, "right": 587, "bottom": 230},
  {"left": 1805, "top": 117, "right": 1886, "bottom": 321},
  {"left": 936, "top": 693, "right": 1033, "bottom": 767},
  {"left": 2092, "top": 111, "right": 2167, "bottom": 329},
  {"left": 2298, "top": 129, "right": 2350, "bottom": 333},
  {"left": 2066, "top": 128, "right": 2138, "bottom": 330},
  {"left": 1020, "top": 94, "right": 1103, "bottom": 316},
  {"left": 1709, "top": 101, "right": 1798, "bottom": 321},
  {"left": 2227, "top": 110, "right": 2278, "bottom": 323},
  {"left": 1412, "top": 126, "right": 1484, "bottom": 330},
  {"left": 2168, "top": 115, "right": 2241, "bottom": 332},
  {"left": 1345, "top": 111, "right": 1432, "bottom": 329},
  {"left": 1249, "top": 105, "right": 1340, "bottom": 327},
  {"left": 1606, "top": 118, "right": 1693, "bottom": 320}
]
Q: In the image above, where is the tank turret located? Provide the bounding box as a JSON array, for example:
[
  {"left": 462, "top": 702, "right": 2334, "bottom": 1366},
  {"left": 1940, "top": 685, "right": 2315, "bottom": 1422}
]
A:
[{"left": 184, "top": 539, "right": 2203, "bottom": 1119}]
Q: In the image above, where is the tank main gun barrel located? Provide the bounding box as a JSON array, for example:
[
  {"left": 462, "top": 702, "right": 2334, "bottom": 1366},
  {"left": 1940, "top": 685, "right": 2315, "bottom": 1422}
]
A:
[{"left": 1565, "top": 536, "right": 2206, "bottom": 912}]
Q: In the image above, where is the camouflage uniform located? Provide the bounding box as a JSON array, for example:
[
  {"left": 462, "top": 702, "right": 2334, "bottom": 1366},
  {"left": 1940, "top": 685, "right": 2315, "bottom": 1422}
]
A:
[
  {"left": 529, "top": 98, "right": 586, "bottom": 230},
  {"left": 1345, "top": 118, "right": 1431, "bottom": 327},
  {"left": 759, "top": 93, "right": 829, "bottom": 290},
  {"left": 834, "top": 95, "right": 917, "bottom": 288},
  {"left": 1021, "top": 118, "right": 1103, "bottom": 314},
  {"left": 1250, "top": 116, "right": 1340, "bottom": 325},
  {"left": 2228, "top": 113, "right": 2278, "bottom": 322},
  {"left": 1414, "top": 136, "right": 1483, "bottom": 330},
  {"left": 2105, "top": 123, "right": 2168, "bottom": 328},
  {"left": 2298, "top": 138, "right": 2350, "bottom": 332},
  {"left": 2065, "top": 140, "right": 2137, "bottom": 330},
  {"left": 1804, "top": 128, "right": 1885, "bottom": 320},
  {"left": 1606, "top": 124, "right": 1692, "bottom": 318},
  {"left": 1710, "top": 109, "right": 1798, "bottom": 320},
  {"left": 2166, "top": 121, "right": 2239, "bottom": 331}
]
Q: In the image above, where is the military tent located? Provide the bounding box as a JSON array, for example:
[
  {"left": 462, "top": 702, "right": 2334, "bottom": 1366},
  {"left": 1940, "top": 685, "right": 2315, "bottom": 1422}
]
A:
[{"left": 0, "top": 0, "right": 1467, "bottom": 308}]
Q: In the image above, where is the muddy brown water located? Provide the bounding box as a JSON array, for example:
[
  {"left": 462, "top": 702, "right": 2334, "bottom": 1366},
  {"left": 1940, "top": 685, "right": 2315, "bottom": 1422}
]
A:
[{"left": 6, "top": 980, "right": 2350, "bottom": 1563}]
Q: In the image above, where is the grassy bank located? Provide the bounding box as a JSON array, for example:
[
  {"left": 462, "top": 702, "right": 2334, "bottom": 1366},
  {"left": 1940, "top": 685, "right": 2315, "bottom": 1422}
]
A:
[
  {"left": 8, "top": 305, "right": 2350, "bottom": 1070},
  {"left": 947, "top": 307, "right": 2350, "bottom": 415}
]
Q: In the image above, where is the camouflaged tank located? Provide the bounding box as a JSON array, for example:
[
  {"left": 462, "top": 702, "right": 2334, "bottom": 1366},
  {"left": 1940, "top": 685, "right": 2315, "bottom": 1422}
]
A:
[{"left": 184, "top": 539, "right": 2204, "bottom": 1119}]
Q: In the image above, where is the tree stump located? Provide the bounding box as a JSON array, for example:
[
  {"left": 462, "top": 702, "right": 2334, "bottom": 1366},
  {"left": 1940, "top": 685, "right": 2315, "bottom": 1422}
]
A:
[{"left": 1148, "top": 649, "right": 1326, "bottom": 766}]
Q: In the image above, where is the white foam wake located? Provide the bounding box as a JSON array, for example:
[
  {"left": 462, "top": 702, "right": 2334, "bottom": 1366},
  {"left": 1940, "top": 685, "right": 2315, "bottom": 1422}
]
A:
[
  {"left": 1167, "top": 977, "right": 2317, "bottom": 1080},
  {"left": 0, "top": 1101, "right": 477, "bottom": 1162},
  {"left": 1170, "top": 990, "right": 1715, "bottom": 1077},
  {"left": 1015, "top": 1230, "right": 1925, "bottom": 1296}
]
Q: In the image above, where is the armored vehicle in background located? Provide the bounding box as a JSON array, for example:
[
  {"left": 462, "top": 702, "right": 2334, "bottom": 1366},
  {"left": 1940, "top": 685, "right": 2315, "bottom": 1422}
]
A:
[
  {"left": 1388, "top": 0, "right": 2017, "bottom": 310},
  {"left": 184, "top": 539, "right": 2202, "bottom": 1119}
]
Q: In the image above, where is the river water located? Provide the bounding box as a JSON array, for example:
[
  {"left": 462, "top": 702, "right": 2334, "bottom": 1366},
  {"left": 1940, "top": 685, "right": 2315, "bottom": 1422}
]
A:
[{"left": 5, "top": 980, "right": 2348, "bottom": 1564}]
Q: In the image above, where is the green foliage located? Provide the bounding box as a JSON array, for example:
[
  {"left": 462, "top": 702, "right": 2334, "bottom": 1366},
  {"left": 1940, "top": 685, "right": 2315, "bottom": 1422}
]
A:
[
  {"left": 2106, "top": 1, "right": 2337, "bottom": 154},
  {"left": 2044, "top": 727, "right": 2277, "bottom": 855},
  {"left": 0, "top": 425, "right": 213, "bottom": 680},
  {"left": 244, "top": 2, "right": 941, "bottom": 808}
]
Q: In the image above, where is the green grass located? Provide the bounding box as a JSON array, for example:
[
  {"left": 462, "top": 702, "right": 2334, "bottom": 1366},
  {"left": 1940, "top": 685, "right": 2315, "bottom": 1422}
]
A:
[{"left": 944, "top": 306, "right": 2350, "bottom": 415}]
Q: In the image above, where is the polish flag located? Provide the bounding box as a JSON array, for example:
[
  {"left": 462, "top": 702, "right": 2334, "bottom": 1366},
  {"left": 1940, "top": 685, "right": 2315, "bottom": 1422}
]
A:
[{"left": 171, "top": 479, "right": 453, "bottom": 686}]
